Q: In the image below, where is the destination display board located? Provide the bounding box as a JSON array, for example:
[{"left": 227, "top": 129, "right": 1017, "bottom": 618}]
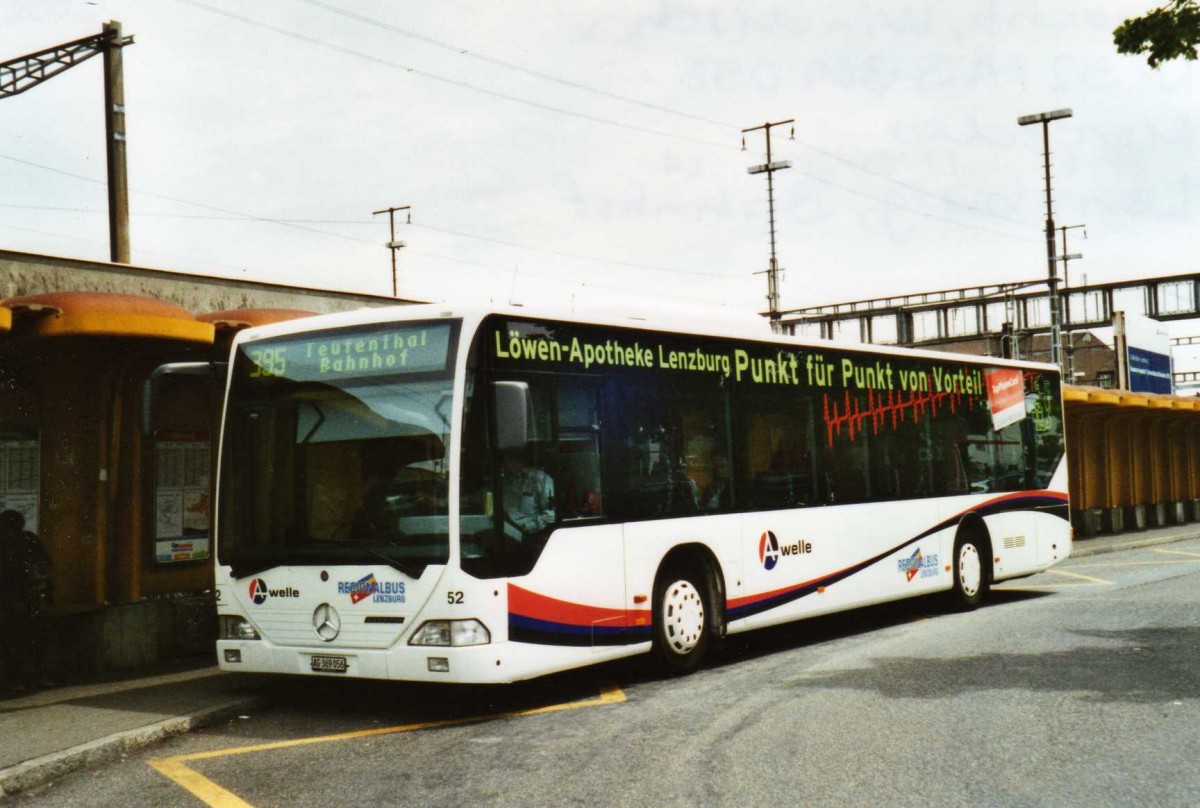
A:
[{"left": 239, "top": 322, "right": 455, "bottom": 384}]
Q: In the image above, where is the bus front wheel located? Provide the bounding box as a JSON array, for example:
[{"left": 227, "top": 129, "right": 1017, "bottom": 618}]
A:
[
  {"left": 950, "top": 533, "right": 989, "bottom": 610},
  {"left": 652, "top": 562, "right": 712, "bottom": 674}
]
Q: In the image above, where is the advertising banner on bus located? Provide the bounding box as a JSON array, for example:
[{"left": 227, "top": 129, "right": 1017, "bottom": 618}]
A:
[{"left": 985, "top": 368, "right": 1025, "bottom": 431}]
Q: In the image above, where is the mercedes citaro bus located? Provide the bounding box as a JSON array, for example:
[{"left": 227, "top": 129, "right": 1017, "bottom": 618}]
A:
[{"left": 203, "top": 302, "right": 1069, "bottom": 683}]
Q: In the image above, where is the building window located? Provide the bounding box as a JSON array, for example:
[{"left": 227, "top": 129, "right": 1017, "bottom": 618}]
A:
[
  {"left": 0, "top": 430, "right": 40, "bottom": 531},
  {"left": 1096, "top": 371, "right": 1115, "bottom": 389}
]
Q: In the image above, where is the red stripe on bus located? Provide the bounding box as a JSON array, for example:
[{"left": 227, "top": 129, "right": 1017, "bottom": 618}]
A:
[{"left": 509, "top": 583, "right": 650, "bottom": 628}]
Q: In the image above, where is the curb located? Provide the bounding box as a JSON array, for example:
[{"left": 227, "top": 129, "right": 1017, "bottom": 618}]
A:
[
  {"left": 0, "top": 695, "right": 266, "bottom": 798},
  {"left": 1071, "top": 531, "right": 1200, "bottom": 558}
]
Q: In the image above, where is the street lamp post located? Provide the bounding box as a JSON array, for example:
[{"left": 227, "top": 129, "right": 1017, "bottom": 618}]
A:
[{"left": 1017, "top": 108, "right": 1072, "bottom": 372}]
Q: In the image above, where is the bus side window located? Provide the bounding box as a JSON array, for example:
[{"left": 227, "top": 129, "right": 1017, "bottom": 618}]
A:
[
  {"left": 612, "top": 374, "right": 726, "bottom": 519},
  {"left": 622, "top": 421, "right": 693, "bottom": 519},
  {"left": 739, "top": 390, "right": 817, "bottom": 509},
  {"left": 554, "top": 378, "right": 604, "bottom": 519},
  {"left": 823, "top": 432, "right": 870, "bottom": 504}
]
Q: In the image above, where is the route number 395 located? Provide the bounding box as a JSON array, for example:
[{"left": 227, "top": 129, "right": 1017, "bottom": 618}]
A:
[{"left": 249, "top": 347, "right": 287, "bottom": 377}]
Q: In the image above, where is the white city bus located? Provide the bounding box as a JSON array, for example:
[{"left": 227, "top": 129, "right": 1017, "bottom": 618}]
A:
[{"left": 213, "top": 302, "right": 1070, "bottom": 683}]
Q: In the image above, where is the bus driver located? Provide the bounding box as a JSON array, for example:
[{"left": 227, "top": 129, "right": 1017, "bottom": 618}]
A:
[{"left": 501, "top": 449, "right": 555, "bottom": 540}]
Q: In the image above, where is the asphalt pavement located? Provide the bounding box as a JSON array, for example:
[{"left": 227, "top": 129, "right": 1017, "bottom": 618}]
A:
[{"left": 2, "top": 522, "right": 1198, "bottom": 799}]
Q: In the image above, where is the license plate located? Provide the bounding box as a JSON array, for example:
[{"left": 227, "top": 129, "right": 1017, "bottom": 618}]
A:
[{"left": 311, "top": 655, "right": 348, "bottom": 673}]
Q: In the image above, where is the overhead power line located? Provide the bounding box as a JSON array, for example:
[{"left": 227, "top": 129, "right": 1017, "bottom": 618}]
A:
[
  {"left": 792, "top": 169, "right": 1025, "bottom": 239},
  {"left": 0, "top": 218, "right": 265, "bottom": 278},
  {"left": 296, "top": 0, "right": 1037, "bottom": 232},
  {"left": 295, "top": 0, "right": 731, "bottom": 129},
  {"left": 173, "top": 0, "right": 1038, "bottom": 236},
  {"left": 795, "top": 141, "right": 1033, "bottom": 229},
  {"left": 1, "top": 212, "right": 740, "bottom": 302},
  {"left": 0, "top": 151, "right": 377, "bottom": 247},
  {"left": 173, "top": 0, "right": 731, "bottom": 151},
  {"left": 0, "top": 154, "right": 740, "bottom": 281},
  {"left": 0, "top": 145, "right": 1024, "bottom": 290}
]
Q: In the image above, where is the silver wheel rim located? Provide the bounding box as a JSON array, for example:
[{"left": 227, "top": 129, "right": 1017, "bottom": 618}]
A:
[
  {"left": 661, "top": 579, "right": 705, "bottom": 656},
  {"left": 958, "top": 543, "right": 982, "bottom": 598}
]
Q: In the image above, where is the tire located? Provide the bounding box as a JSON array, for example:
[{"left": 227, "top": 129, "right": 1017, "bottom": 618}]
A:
[
  {"left": 651, "top": 562, "right": 712, "bottom": 674},
  {"left": 950, "top": 533, "right": 989, "bottom": 610}
]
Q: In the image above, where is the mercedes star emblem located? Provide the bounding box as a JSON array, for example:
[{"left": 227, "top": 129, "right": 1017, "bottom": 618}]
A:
[{"left": 313, "top": 603, "right": 341, "bottom": 642}]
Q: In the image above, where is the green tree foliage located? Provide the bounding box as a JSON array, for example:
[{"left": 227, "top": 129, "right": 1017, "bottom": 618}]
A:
[{"left": 1114, "top": 0, "right": 1200, "bottom": 67}]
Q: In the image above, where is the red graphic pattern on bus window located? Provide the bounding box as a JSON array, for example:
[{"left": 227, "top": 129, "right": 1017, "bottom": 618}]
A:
[{"left": 822, "top": 387, "right": 977, "bottom": 447}]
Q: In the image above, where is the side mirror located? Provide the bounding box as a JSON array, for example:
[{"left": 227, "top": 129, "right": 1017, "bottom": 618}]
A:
[
  {"left": 494, "top": 380, "right": 530, "bottom": 451},
  {"left": 142, "top": 362, "right": 227, "bottom": 437}
]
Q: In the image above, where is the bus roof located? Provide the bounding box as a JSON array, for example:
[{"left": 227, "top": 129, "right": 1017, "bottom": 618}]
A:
[{"left": 229, "top": 300, "right": 1059, "bottom": 374}]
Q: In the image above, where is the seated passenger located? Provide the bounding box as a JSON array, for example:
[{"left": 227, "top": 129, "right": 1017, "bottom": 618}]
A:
[{"left": 703, "top": 454, "right": 733, "bottom": 511}]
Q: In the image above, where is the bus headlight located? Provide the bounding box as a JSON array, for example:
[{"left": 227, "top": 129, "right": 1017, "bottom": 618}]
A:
[
  {"left": 219, "top": 615, "right": 260, "bottom": 640},
  {"left": 408, "top": 619, "right": 491, "bottom": 647}
]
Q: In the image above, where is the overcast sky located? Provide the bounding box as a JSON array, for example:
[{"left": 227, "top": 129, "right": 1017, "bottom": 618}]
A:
[{"left": 2, "top": 1, "right": 1196, "bottom": 321}]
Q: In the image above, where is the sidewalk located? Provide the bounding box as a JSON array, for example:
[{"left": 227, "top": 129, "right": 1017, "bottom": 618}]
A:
[
  {"left": 2, "top": 524, "right": 1198, "bottom": 798},
  {"left": 1070, "top": 522, "right": 1200, "bottom": 558},
  {"left": 0, "top": 662, "right": 270, "bottom": 798}
]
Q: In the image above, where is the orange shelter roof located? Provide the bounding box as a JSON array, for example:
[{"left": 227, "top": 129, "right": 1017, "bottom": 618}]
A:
[
  {"left": 1064, "top": 383, "right": 1199, "bottom": 411},
  {"left": 0, "top": 292, "right": 213, "bottom": 343}
]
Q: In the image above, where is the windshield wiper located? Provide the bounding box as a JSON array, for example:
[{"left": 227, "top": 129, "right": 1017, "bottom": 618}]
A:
[
  {"left": 358, "top": 546, "right": 426, "bottom": 579},
  {"left": 313, "top": 540, "right": 427, "bottom": 579},
  {"left": 228, "top": 558, "right": 283, "bottom": 580}
]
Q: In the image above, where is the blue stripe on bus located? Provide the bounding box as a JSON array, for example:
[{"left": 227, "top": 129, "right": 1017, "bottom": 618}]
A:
[
  {"left": 510, "top": 491, "right": 1069, "bottom": 643},
  {"left": 728, "top": 491, "right": 1068, "bottom": 622},
  {"left": 509, "top": 614, "right": 648, "bottom": 647}
]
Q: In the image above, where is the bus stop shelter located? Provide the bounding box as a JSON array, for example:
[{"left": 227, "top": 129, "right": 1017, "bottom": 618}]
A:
[
  {"left": 1064, "top": 385, "right": 1200, "bottom": 536},
  {"left": 0, "top": 291, "right": 311, "bottom": 674}
]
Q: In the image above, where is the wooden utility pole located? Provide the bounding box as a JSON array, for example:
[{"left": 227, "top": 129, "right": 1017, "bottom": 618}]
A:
[
  {"left": 0, "top": 22, "right": 135, "bottom": 263},
  {"left": 102, "top": 21, "right": 133, "bottom": 264},
  {"left": 373, "top": 204, "right": 410, "bottom": 297}
]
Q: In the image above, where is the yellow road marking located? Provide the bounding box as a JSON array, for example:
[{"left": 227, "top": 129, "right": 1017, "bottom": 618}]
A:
[
  {"left": 149, "top": 682, "right": 625, "bottom": 807},
  {"left": 1152, "top": 548, "right": 1200, "bottom": 559},
  {"left": 996, "top": 568, "right": 1113, "bottom": 590},
  {"left": 148, "top": 758, "right": 252, "bottom": 808},
  {"left": 1045, "top": 569, "right": 1113, "bottom": 585}
]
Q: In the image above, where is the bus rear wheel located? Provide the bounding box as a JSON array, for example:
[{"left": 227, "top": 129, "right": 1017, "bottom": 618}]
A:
[
  {"left": 950, "top": 533, "right": 989, "bottom": 610},
  {"left": 652, "top": 562, "right": 711, "bottom": 674}
]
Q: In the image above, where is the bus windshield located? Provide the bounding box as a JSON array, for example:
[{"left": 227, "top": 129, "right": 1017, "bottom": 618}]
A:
[{"left": 218, "top": 320, "right": 458, "bottom": 579}]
